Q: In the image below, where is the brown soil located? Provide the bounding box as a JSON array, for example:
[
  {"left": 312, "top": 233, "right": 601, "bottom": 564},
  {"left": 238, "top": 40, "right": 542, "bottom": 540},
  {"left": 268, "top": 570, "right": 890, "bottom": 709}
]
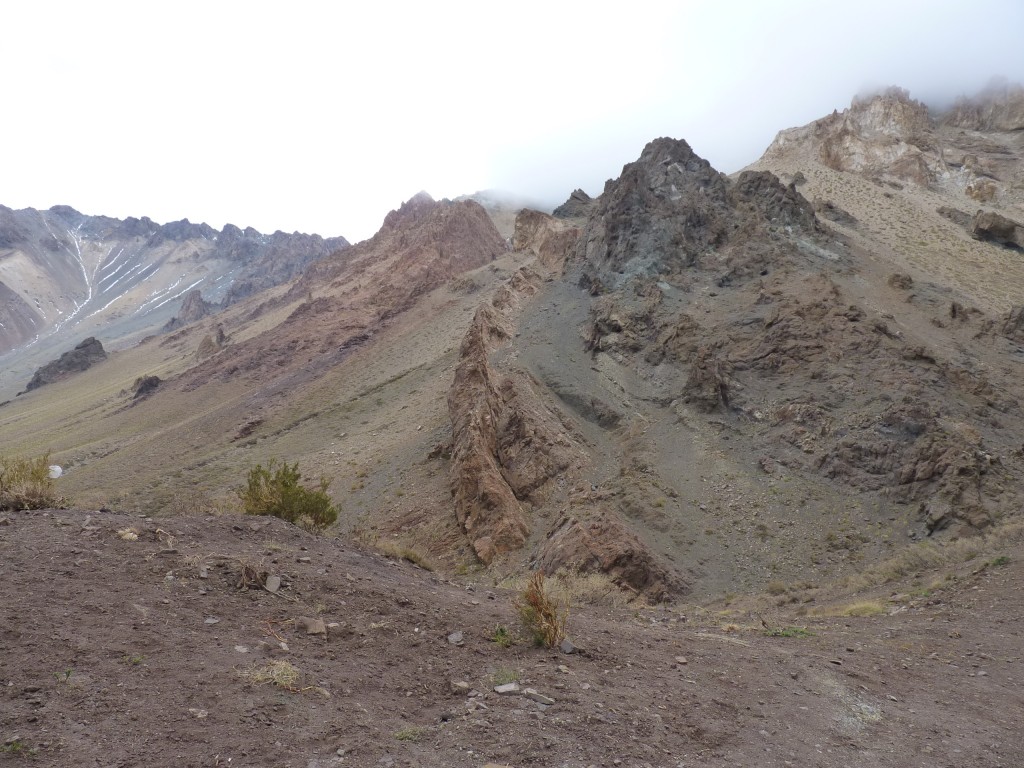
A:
[{"left": 2, "top": 508, "right": 1022, "bottom": 767}]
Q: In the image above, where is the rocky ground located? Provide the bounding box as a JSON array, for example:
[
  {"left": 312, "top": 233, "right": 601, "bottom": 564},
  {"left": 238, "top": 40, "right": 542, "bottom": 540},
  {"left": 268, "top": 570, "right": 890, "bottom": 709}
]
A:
[{"left": 2, "top": 508, "right": 1022, "bottom": 767}]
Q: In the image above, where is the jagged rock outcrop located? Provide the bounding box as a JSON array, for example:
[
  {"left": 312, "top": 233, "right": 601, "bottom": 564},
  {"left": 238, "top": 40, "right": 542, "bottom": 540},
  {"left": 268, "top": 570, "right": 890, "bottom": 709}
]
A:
[
  {"left": 764, "top": 88, "right": 935, "bottom": 185},
  {"left": 132, "top": 375, "right": 162, "bottom": 400},
  {"left": 972, "top": 210, "right": 1024, "bottom": 249},
  {"left": 293, "top": 193, "right": 505, "bottom": 321},
  {"left": 941, "top": 81, "right": 1024, "bottom": 132},
  {"left": 511, "top": 209, "right": 580, "bottom": 272},
  {"left": 553, "top": 189, "right": 595, "bottom": 219},
  {"left": 999, "top": 306, "right": 1024, "bottom": 343},
  {"left": 538, "top": 512, "right": 685, "bottom": 601},
  {"left": 447, "top": 283, "right": 580, "bottom": 564},
  {"left": 571, "top": 134, "right": 1024, "bottom": 539},
  {"left": 25, "top": 337, "right": 107, "bottom": 391},
  {"left": 574, "top": 138, "right": 820, "bottom": 293},
  {"left": 162, "top": 289, "right": 214, "bottom": 332}
]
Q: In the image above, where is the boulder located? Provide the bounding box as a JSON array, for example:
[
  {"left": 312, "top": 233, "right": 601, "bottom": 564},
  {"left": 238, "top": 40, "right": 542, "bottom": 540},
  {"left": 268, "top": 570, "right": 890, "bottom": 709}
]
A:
[
  {"left": 26, "top": 337, "right": 107, "bottom": 391},
  {"left": 971, "top": 210, "right": 1023, "bottom": 249}
]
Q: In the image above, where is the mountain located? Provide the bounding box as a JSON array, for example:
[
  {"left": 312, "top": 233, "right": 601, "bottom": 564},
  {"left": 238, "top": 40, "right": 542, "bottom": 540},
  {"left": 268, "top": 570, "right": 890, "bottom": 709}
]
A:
[
  {"left": 0, "top": 205, "right": 348, "bottom": 393},
  {"left": 2, "top": 85, "right": 1024, "bottom": 604},
  {"left": 4, "top": 85, "right": 1024, "bottom": 767}
]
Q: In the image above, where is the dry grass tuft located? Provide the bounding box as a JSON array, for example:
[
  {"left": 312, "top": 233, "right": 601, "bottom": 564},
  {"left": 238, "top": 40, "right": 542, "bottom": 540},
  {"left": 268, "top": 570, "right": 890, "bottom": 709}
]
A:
[
  {"left": 239, "top": 661, "right": 301, "bottom": 690},
  {"left": 0, "top": 452, "right": 63, "bottom": 510},
  {"left": 811, "top": 600, "right": 887, "bottom": 618},
  {"left": 837, "top": 521, "right": 1024, "bottom": 596},
  {"left": 498, "top": 570, "right": 635, "bottom": 610},
  {"left": 514, "top": 571, "right": 569, "bottom": 648},
  {"left": 372, "top": 538, "right": 436, "bottom": 571}
]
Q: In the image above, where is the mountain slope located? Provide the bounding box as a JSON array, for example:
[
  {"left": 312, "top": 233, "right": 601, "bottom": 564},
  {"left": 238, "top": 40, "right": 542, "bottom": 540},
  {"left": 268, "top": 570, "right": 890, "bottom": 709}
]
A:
[
  {"left": 3, "top": 86, "right": 1024, "bottom": 608},
  {"left": 0, "top": 205, "right": 348, "bottom": 395}
]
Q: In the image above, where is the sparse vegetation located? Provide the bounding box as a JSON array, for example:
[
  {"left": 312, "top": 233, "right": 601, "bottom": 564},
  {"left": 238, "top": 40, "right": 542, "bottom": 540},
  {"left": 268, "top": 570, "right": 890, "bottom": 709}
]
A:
[
  {"left": 239, "top": 660, "right": 301, "bottom": 690},
  {"left": 764, "top": 626, "right": 814, "bottom": 638},
  {"left": 490, "top": 668, "right": 520, "bottom": 686},
  {"left": 0, "top": 451, "right": 62, "bottom": 510},
  {"left": 491, "top": 625, "right": 513, "bottom": 648},
  {"left": 812, "top": 600, "right": 887, "bottom": 618},
  {"left": 0, "top": 738, "right": 36, "bottom": 756},
  {"left": 372, "top": 538, "right": 435, "bottom": 571},
  {"left": 514, "top": 571, "right": 569, "bottom": 648},
  {"left": 236, "top": 460, "right": 337, "bottom": 532},
  {"left": 991, "top": 555, "right": 1011, "bottom": 567},
  {"left": 394, "top": 725, "right": 426, "bottom": 742}
]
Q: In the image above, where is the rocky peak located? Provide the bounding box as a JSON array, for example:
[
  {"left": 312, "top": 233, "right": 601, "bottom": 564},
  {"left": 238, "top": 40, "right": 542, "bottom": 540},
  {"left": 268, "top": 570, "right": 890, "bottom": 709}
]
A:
[
  {"left": 847, "top": 86, "right": 931, "bottom": 142},
  {"left": 576, "top": 138, "right": 813, "bottom": 283},
  {"left": 942, "top": 81, "right": 1024, "bottom": 131},
  {"left": 762, "top": 86, "right": 937, "bottom": 185},
  {"left": 381, "top": 191, "right": 438, "bottom": 231},
  {"left": 220, "top": 223, "right": 244, "bottom": 242},
  {"left": 553, "top": 188, "right": 595, "bottom": 219},
  {"left": 147, "top": 218, "right": 218, "bottom": 247}
]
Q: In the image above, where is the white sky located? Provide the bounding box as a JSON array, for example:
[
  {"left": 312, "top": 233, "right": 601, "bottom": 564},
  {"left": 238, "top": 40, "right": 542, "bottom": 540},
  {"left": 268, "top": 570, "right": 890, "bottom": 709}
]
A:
[{"left": 3, "top": 1, "right": 1023, "bottom": 242}]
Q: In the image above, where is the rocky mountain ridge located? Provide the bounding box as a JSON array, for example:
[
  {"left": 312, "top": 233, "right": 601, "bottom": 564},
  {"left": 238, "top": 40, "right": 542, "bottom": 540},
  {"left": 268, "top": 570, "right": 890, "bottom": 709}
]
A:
[
  {"left": 0, "top": 204, "right": 348, "bottom": 393},
  {"left": 3, "top": 84, "right": 1024, "bottom": 606}
]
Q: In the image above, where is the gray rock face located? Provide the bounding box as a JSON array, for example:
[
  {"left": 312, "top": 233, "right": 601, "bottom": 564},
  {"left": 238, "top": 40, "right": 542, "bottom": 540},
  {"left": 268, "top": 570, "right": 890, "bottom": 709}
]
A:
[
  {"left": 574, "top": 137, "right": 819, "bottom": 288},
  {"left": 553, "top": 189, "right": 595, "bottom": 219},
  {"left": 26, "top": 337, "right": 107, "bottom": 391}
]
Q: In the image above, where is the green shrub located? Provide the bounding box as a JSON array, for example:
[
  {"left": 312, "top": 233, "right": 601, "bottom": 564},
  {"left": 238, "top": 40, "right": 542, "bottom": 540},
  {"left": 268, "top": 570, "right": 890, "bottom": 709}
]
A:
[
  {"left": 237, "top": 460, "right": 337, "bottom": 532},
  {"left": 0, "top": 451, "right": 61, "bottom": 510}
]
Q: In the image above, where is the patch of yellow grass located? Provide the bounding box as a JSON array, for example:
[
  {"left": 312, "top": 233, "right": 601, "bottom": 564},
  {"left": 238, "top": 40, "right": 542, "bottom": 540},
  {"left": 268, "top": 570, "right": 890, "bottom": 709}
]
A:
[
  {"left": 811, "top": 600, "right": 886, "bottom": 618},
  {"left": 372, "top": 538, "right": 435, "bottom": 571},
  {"left": 239, "top": 660, "right": 300, "bottom": 689},
  {"left": 497, "top": 570, "right": 635, "bottom": 609}
]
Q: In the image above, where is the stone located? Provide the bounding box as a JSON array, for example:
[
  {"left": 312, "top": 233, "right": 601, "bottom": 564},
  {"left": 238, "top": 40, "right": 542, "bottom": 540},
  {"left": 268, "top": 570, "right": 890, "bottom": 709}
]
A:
[
  {"left": 674, "top": 656, "right": 688, "bottom": 665},
  {"left": 523, "top": 688, "right": 556, "bottom": 705},
  {"left": 265, "top": 575, "right": 281, "bottom": 593},
  {"left": 449, "top": 680, "right": 470, "bottom": 696},
  {"left": 204, "top": 617, "right": 220, "bottom": 625},
  {"left": 447, "top": 631, "right": 465, "bottom": 646},
  {"left": 297, "top": 556, "right": 312, "bottom": 563},
  {"left": 560, "top": 638, "right": 576, "bottom": 654},
  {"left": 494, "top": 682, "right": 521, "bottom": 695},
  {"left": 26, "top": 337, "right": 107, "bottom": 391},
  {"left": 296, "top": 616, "right": 327, "bottom": 635}
]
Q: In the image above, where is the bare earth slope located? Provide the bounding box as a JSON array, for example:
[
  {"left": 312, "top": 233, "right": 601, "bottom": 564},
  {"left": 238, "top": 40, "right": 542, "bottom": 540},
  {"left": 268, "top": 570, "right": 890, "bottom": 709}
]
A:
[{"left": 2, "top": 507, "right": 1022, "bottom": 768}]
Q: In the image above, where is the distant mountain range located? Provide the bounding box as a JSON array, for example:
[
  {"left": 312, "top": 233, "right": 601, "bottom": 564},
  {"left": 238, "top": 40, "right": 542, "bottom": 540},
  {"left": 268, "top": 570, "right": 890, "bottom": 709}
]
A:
[{"left": 0, "top": 205, "right": 348, "bottom": 383}]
